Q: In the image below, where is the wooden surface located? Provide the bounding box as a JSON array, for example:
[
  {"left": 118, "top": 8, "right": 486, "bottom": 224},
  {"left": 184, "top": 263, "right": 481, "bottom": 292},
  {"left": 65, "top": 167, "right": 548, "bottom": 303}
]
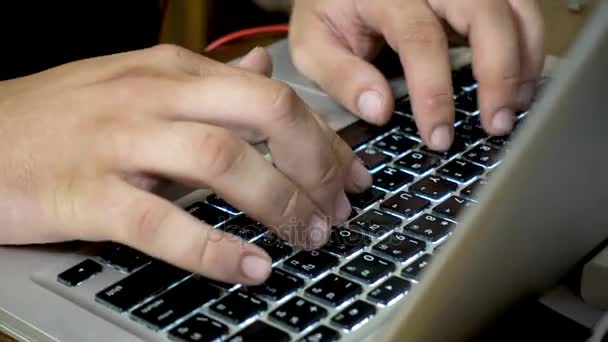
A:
[{"left": 0, "top": 2, "right": 598, "bottom": 341}]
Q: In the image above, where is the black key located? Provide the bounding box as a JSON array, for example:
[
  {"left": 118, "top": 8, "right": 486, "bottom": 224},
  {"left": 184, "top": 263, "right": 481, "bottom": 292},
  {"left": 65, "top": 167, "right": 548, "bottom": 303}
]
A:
[
  {"left": 391, "top": 115, "right": 420, "bottom": 137},
  {"left": 456, "top": 120, "right": 487, "bottom": 145},
  {"left": 452, "top": 65, "right": 478, "bottom": 94},
  {"left": 454, "top": 90, "right": 479, "bottom": 114},
  {"left": 206, "top": 194, "right": 240, "bottom": 214},
  {"left": 305, "top": 274, "right": 362, "bottom": 307},
  {"left": 299, "top": 326, "right": 341, "bottom": 342},
  {"left": 404, "top": 214, "right": 453, "bottom": 242},
  {"left": 356, "top": 148, "right": 391, "bottom": 170},
  {"left": 131, "top": 276, "right": 221, "bottom": 330},
  {"left": 367, "top": 277, "right": 411, "bottom": 305},
  {"left": 97, "top": 244, "right": 150, "bottom": 273},
  {"left": 463, "top": 144, "right": 501, "bottom": 167},
  {"left": 375, "top": 133, "right": 417, "bottom": 155},
  {"left": 372, "top": 233, "right": 425, "bottom": 262},
  {"left": 169, "top": 314, "right": 229, "bottom": 342},
  {"left": 269, "top": 296, "right": 328, "bottom": 332},
  {"left": 95, "top": 262, "right": 190, "bottom": 312},
  {"left": 217, "top": 215, "right": 266, "bottom": 242},
  {"left": 284, "top": 250, "right": 339, "bottom": 278},
  {"left": 395, "top": 151, "right": 440, "bottom": 175},
  {"left": 380, "top": 192, "right": 430, "bottom": 218},
  {"left": 433, "top": 196, "right": 475, "bottom": 221},
  {"left": 460, "top": 178, "right": 488, "bottom": 199},
  {"left": 486, "top": 135, "right": 510, "bottom": 148},
  {"left": 331, "top": 300, "right": 377, "bottom": 331},
  {"left": 253, "top": 235, "right": 293, "bottom": 263},
  {"left": 350, "top": 209, "right": 400, "bottom": 237},
  {"left": 249, "top": 269, "right": 304, "bottom": 301},
  {"left": 409, "top": 175, "right": 458, "bottom": 200},
  {"left": 420, "top": 135, "right": 469, "bottom": 160},
  {"left": 200, "top": 276, "right": 238, "bottom": 291},
  {"left": 437, "top": 159, "right": 484, "bottom": 183},
  {"left": 402, "top": 254, "right": 432, "bottom": 281},
  {"left": 185, "top": 201, "right": 232, "bottom": 226},
  {"left": 341, "top": 252, "right": 395, "bottom": 284},
  {"left": 322, "top": 227, "right": 371, "bottom": 257},
  {"left": 338, "top": 120, "right": 390, "bottom": 149},
  {"left": 227, "top": 321, "right": 290, "bottom": 342},
  {"left": 58, "top": 259, "right": 103, "bottom": 287},
  {"left": 373, "top": 166, "right": 414, "bottom": 191},
  {"left": 394, "top": 97, "right": 413, "bottom": 116},
  {"left": 209, "top": 291, "right": 267, "bottom": 324},
  {"left": 347, "top": 188, "right": 385, "bottom": 210}
]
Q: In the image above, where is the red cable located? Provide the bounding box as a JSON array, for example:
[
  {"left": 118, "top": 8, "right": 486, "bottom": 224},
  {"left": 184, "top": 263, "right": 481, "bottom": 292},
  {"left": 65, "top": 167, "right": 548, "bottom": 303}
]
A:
[{"left": 204, "top": 24, "right": 289, "bottom": 52}]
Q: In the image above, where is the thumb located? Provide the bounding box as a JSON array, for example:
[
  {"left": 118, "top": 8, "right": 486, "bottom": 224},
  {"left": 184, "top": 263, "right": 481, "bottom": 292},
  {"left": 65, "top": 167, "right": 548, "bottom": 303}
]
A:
[{"left": 237, "top": 46, "right": 274, "bottom": 77}]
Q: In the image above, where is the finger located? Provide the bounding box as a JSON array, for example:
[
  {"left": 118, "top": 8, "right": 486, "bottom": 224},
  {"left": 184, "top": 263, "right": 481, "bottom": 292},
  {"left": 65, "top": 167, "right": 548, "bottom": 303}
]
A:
[
  {"left": 236, "top": 46, "right": 274, "bottom": 77},
  {"left": 310, "top": 112, "right": 373, "bottom": 194},
  {"left": 111, "top": 121, "right": 330, "bottom": 249},
  {"left": 444, "top": 0, "right": 521, "bottom": 135},
  {"left": 154, "top": 76, "right": 357, "bottom": 225},
  {"left": 508, "top": 0, "right": 545, "bottom": 108},
  {"left": 289, "top": 9, "right": 394, "bottom": 125},
  {"left": 99, "top": 179, "right": 272, "bottom": 285},
  {"left": 363, "top": 1, "right": 455, "bottom": 151}
]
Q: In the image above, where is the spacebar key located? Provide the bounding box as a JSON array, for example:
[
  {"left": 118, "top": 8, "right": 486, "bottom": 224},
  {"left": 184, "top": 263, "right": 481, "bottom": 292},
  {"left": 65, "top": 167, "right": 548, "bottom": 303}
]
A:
[{"left": 95, "top": 261, "right": 190, "bottom": 312}]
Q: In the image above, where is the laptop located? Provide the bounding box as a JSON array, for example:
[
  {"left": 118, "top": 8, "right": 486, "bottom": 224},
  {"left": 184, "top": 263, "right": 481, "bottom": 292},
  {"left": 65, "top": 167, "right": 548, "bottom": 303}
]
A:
[{"left": 1, "top": 3, "right": 607, "bottom": 341}]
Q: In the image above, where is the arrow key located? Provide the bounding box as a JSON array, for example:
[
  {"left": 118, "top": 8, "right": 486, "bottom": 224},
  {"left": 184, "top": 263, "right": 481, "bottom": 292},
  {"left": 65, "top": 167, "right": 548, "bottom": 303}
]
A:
[{"left": 367, "top": 277, "right": 411, "bottom": 306}]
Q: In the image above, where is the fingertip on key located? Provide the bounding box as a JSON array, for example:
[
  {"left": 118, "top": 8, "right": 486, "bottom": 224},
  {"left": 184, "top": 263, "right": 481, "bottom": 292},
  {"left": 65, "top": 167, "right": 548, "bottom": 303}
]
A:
[
  {"left": 491, "top": 108, "right": 515, "bottom": 135},
  {"left": 430, "top": 124, "right": 453, "bottom": 151},
  {"left": 240, "top": 253, "right": 272, "bottom": 284}
]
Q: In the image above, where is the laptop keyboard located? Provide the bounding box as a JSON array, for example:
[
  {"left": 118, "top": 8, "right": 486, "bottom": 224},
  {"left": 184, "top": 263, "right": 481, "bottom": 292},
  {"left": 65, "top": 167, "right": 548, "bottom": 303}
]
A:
[{"left": 54, "top": 65, "right": 543, "bottom": 341}]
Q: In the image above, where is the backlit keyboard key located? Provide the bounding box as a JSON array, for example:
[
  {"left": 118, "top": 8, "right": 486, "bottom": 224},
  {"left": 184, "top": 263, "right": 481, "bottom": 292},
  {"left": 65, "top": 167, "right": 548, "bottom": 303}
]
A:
[
  {"left": 58, "top": 259, "right": 103, "bottom": 287},
  {"left": 299, "top": 326, "right": 341, "bottom": 342},
  {"left": 349, "top": 209, "right": 401, "bottom": 237},
  {"left": 373, "top": 167, "right": 414, "bottom": 191},
  {"left": 374, "top": 133, "right": 417, "bottom": 155},
  {"left": 394, "top": 151, "right": 440, "bottom": 175},
  {"left": 403, "top": 214, "right": 453, "bottom": 243},
  {"left": 347, "top": 188, "right": 385, "bottom": 210},
  {"left": 380, "top": 192, "right": 430, "bottom": 218},
  {"left": 322, "top": 227, "right": 371, "bottom": 257},
  {"left": 209, "top": 291, "right": 267, "bottom": 324},
  {"left": 402, "top": 254, "right": 432, "bottom": 281},
  {"left": 248, "top": 268, "right": 304, "bottom": 301},
  {"left": 227, "top": 321, "right": 290, "bottom": 342},
  {"left": 185, "top": 201, "right": 232, "bottom": 226},
  {"left": 131, "top": 276, "right": 221, "bottom": 330},
  {"left": 372, "top": 233, "right": 425, "bottom": 263},
  {"left": 433, "top": 196, "right": 475, "bottom": 221},
  {"left": 284, "top": 250, "right": 339, "bottom": 278},
  {"left": 409, "top": 175, "right": 458, "bottom": 200},
  {"left": 95, "top": 262, "right": 189, "bottom": 312},
  {"left": 437, "top": 159, "right": 484, "bottom": 183},
  {"left": 460, "top": 178, "right": 488, "bottom": 199},
  {"left": 356, "top": 148, "right": 391, "bottom": 170},
  {"left": 463, "top": 144, "right": 502, "bottom": 167},
  {"left": 169, "top": 314, "right": 229, "bottom": 342},
  {"left": 340, "top": 253, "right": 395, "bottom": 284},
  {"left": 367, "top": 277, "right": 411, "bottom": 305},
  {"left": 253, "top": 235, "right": 293, "bottom": 263},
  {"left": 97, "top": 244, "right": 150, "bottom": 273},
  {"left": 331, "top": 300, "right": 377, "bottom": 331},
  {"left": 269, "top": 297, "right": 328, "bottom": 332},
  {"left": 206, "top": 194, "right": 240, "bottom": 214},
  {"left": 338, "top": 120, "right": 390, "bottom": 149},
  {"left": 305, "top": 274, "right": 362, "bottom": 307},
  {"left": 217, "top": 215, "right": 266, "bottom": 242}
]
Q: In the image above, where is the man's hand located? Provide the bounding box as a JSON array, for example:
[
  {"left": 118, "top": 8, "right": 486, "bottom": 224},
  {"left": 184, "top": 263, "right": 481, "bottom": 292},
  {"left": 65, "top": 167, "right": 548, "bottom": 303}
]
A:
[
  {"left": 289, "top": 0, "right": 544, "bottom": 150},
  {"left": 0, "top": 45, "right": 371, "bottom": 285}
]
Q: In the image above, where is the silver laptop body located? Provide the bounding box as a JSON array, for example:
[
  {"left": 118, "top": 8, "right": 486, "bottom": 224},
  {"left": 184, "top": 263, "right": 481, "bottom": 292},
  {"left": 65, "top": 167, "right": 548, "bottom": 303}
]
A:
[{"left": 1, "top": 3, "right": 607, "bottom": 341}]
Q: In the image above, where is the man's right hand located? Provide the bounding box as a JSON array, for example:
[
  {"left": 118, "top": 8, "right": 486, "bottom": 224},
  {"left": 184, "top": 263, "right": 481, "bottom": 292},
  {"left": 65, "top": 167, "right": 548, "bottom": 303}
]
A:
[{"left": 0, "top": 45, "right": 371, "bottom": 285}]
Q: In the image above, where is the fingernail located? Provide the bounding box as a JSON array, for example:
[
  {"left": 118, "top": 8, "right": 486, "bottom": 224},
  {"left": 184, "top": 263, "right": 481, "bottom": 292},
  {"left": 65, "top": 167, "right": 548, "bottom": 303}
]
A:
[
  {"left": 240, "top": 254, "right": 272, "bottom": 282},
  {"left": 357, "top": 90, "right": 384, "bottom": 121},
  {"left": 517, "top": 81, "right": 536, "bottom": 107},
  {"left": 430, "top": 125, "right": 453, "bottom": 151},
  {"left": 492, "top": 108, "right": 514, "bottom": 135},
  {"left": 308, "top": 214, "right": 330, "bottom": 248},
  {"left": 351, "top": 159, "right": 372, "bottom": 191},
  {"left": 335, "top": 191, "right": 352, "bottom": 223}
]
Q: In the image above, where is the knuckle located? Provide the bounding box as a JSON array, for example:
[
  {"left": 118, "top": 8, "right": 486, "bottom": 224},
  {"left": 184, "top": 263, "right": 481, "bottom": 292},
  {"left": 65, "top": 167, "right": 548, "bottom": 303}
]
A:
[
  {"left": 150, "top": 43, "right": 191, "bottom": 62},
  {"left": 267, "top": 82, "right": 300, "bottom": 124},
  {"left": 317, "top": 157, "right": 341, "bottom": 189},
  {"left": 194, "top": 230, "right": 213, "bottom": 272},
  {"left": 397, "top": 18, "right": 447, "bottom": 47},
  {"left": 418, "top": 89, "right": 454, "bottom": 111},
  {"left": 194, "top": 128, "right": 245, "bottom": 178},
  {"left": 278, "top": 188, "right": 302, "bottom": 221},
  {"left": 124, "top": 197, "right": 170, "bottom": 245}
]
